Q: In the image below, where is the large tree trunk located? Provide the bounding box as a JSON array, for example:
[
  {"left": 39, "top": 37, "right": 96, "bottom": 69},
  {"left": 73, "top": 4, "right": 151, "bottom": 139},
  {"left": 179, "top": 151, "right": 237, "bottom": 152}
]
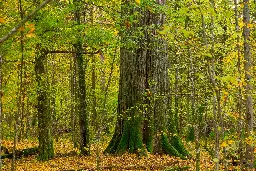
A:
[
  {"left": 105, "top": 0, "right": 189, "bottom": 158},
  {"left": 35, "top": 49, "right": 54, "bottom": 161},
  {"left": 74, "top": 0, "right": 90, "bottom": 155}
]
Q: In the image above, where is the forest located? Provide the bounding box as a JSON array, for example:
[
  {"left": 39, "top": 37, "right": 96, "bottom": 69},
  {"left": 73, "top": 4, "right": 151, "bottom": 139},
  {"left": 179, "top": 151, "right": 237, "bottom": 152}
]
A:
[{"left": 0, "top": 0, "right": 256, "bottom": 170}]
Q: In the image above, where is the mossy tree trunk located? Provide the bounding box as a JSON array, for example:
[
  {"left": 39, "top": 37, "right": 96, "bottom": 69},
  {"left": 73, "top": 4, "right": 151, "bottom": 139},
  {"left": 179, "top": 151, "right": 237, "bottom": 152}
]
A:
[
  {"left": 74, "top": 0, "right": 90, "bottom": 155},
  {"left": 35, "top": 49, "right": 54, "bottom": 161},
  {"left": 105, "top": 0, "right": 189, "bottom": 158}
]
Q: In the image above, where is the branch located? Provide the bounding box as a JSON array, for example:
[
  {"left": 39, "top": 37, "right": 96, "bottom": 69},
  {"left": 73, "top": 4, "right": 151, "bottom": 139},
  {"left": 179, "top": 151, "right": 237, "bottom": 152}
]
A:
[
  {"left": 47, "top": 50, "right": 100, "bottom": 55},
  {"left": 0, "top": 0, "right": 52, "bottom": 44}
]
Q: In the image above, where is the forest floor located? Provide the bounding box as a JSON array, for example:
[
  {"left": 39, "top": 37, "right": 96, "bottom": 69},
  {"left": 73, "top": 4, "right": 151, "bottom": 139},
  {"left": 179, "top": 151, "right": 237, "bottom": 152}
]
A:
[{"left": 1, "top": 138, "right": 240, "bottom": 171}]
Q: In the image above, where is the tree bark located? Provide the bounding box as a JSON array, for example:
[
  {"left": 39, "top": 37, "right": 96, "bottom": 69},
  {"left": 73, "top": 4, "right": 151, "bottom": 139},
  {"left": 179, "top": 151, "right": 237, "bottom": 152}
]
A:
[
  {"left": 0, "top": 55, "right": 2, "bottom": 169},
  {"left": 74, "top": 0, "right": 90, "bottom": 155},
  {"left": 105, "top": 0, "right": 189, "bottom": 158},
  {"left": 17, "top": 0, "right": 25, "bottom": 140},
  {"left": 243, "top": 0, "right": 254, "bottom": 168},
  {"left": 234, "top": 0, "right": 244, "bottom": 168},
  {"left": 35, "top": 48, "right": 54, "bottom": 161}
]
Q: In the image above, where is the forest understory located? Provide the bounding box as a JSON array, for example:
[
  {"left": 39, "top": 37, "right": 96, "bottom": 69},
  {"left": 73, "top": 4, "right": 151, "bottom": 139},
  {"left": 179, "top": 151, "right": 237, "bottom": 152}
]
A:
[{"left": 0, "top": 136, "right": 248, "bottom": 171}]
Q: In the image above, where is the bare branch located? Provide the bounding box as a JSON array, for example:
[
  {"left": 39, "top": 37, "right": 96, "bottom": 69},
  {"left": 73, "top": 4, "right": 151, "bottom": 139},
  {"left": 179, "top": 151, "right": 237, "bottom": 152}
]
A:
[
  {"left": 48, "top": 50, "right": 100, "bottom": 55},
  {"left": 0, "top": 0, "right": 52, "bottom": 44}
]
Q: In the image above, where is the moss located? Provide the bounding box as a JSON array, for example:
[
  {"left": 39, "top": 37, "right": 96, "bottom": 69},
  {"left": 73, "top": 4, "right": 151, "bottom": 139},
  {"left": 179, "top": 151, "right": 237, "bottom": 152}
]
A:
[
  {"left": 104, "top": 132, "right": 122, "bottom": 154},
  {"left": 38, "top": 135, "right": 54, "bottom": 161},
  {"left": 129, "top": 119, "right": 135, "bottom": 153},
  {"left": 168, "top": 119, "right": 177, "bottom": 134},
  {"left": 171, "top": 135, "right": 190, "bottom": 157},
  {"left": 133, "top": 116, "right": 146, "bottom": 156},
  {"left": 143, "top": 114, "right": 153, "bottom": 153},
  {"left": 161, "top": 133, "right": 183, "bottom": 159},
  {"left": 116, "top": 120, "right": 130, "bottom": 154},
  {"left": 186, "top": 126, "right": 195, "bottom": 142},
  {"left": 146, "top": 136, "right": 153, "bottom": 153}
]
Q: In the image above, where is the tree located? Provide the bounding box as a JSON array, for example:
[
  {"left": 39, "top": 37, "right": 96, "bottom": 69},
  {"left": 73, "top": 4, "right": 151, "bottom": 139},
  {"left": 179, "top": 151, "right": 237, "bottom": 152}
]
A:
[
  {"left": 0, "top": 54, "right": 2, "bottom": 169},
  {"left": 243, "top": 0, "right": 254, "bottom": 168},
  {"left": 35, "top": 48, "right": 54, "bottom": 161},
  {"left": 105, "top": 0, "right": 189, "bottom": 158},
  {"left": 234, "top": 0, "right": 244, "bottom": 168},
  {"left": 74, "top": 0, "right": 90, "bottom": 155}
]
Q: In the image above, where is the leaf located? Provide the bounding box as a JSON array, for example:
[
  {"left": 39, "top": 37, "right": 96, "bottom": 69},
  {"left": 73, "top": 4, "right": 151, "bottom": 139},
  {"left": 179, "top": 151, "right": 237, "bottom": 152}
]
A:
[
  {"left": 26, "top": 33, "right": 36, "bottom": 38},
  {"left": 125, "top": 20, "right": 131, "bottom": 29},
  {"left": 213, "top": 158, "right": 219, "bottom": 163},
  {"left": 135, "top": 0, "right": 140, "bottom": 5},
  {"left": 228, "top": 140, "right": 234, "bottom": 145},
  {"left": 158, "top": 25, "right": 170, "bottom": 35},
  {"left": 221, "top": 141, "right": 228, "bottom": 148},
  {"left": 217, "top": 126, "right": 222, "bottom": 131},
  {"left": 204, "top": 53, "right": 212, "bottom": 59},
  {"left": 27, "top": 23, "right": 35, "bottom": 28},
  {"left": 245, "top": 136, "right": 254, "bottom": 145},
  {"left": 18, "top": 26, "right": 25, "bottom": 31},
  {"left": 28, "top": 27, "right": 36, "bottom": 34},
  {"left": 0, "top": 17, "right": 5, "bottom": 23},
  {"left": 182, "top": 30, "right": 194, "bottom": 38},
  {"left": 114, "top": 30, "right": 119, "bottom": 36},
  {"left": 247, "top": 23, "right": 253, "bottom": 28}
]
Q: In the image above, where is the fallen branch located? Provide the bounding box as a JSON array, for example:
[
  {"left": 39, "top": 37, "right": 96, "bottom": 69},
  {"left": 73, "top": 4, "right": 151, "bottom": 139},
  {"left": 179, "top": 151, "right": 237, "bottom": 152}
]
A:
[{"left": 1, "top": 147, "right": 38, "bottom": 159}]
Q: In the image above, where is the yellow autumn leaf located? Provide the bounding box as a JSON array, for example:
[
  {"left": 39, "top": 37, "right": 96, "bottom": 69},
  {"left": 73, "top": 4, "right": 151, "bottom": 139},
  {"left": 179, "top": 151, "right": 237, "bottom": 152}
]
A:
[
  {"left": 221, "top": 141, "right": 228, "bottom": 148},
  {"left": 18, "top": 26, "right": 25, "bottom": 31},
  {"left": 147, "top": 5, "right": 152, "bottom": 12},
  {"left": 28, "top": 27, "right": 35, "bottom": 34},
  {"left": 158, "top": 25, "right": 170, "bottom": 35},
  {"left": 217, "top": 126, "right": 222, "bottom": 132},
  {"left": 233, "top": 113, "right": 239, "bottom": 119},
  {"left": 27, "top": 23, "right": 35, "bottom": 28},
  {"left": 0, "top": 17, "right": 6, "bottom": 23},
  {"left": 135, "top": 0, "right": 140, "bottom": 5},
  {"left": 239, "top": 21, "right": 244, "bottom": 28},
  {"left": 26, "top": 33, "right": 36, "bottom": 38},
  {"left": 114, "top": 30, "right": 119, "bottom": 36},
  {"left": 247, "top": 23, "right": 253, "bottom": 28},
  {"left": 245, "top": 136, "right": 254, "bottom": 145},
  {"left": 228, "top": 140, "right": 234, "bottom": 145}
]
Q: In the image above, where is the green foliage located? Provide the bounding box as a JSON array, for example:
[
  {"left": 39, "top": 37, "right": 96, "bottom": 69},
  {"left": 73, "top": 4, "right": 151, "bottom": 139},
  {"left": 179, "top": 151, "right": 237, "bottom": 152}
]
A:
[
  {"left": 0, "top": 0, "right": 256, "bottom": 169},
  {"left": 186, "top": 126, "right": 195, "bottom": 142}
]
